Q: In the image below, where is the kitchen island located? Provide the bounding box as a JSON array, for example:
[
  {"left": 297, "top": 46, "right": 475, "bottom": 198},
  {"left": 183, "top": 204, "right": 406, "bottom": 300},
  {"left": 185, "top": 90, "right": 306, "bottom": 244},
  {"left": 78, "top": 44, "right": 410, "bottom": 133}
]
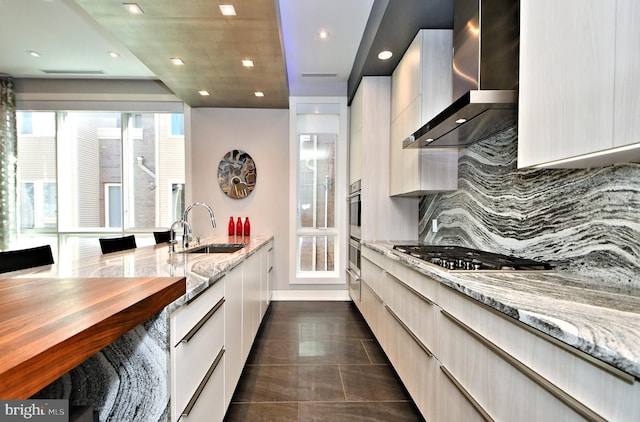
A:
[
  {"left": 1, "top": 234, "right": 274, "bottom": 421},
  {"left": 360, "top": 241, "right": 640, "bottom": 421}
]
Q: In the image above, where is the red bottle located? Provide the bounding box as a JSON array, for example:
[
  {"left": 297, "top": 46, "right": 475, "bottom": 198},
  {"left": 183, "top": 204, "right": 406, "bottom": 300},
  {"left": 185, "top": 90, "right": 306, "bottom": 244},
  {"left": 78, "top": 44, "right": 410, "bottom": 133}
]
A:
[
  {"left": 243, "top": 217, "right": 251, "bottom": 237},
  {"left": 228, "top": 217, "right": 235, "bottom": 236},
  {"left": 236, "top": 217, "right": 243, "bottom": 237}
]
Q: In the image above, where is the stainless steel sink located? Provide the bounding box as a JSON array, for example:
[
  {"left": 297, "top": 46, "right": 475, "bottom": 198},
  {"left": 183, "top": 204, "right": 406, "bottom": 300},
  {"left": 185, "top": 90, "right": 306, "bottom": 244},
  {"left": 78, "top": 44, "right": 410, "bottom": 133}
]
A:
[{"left": 184, "top": 243, "right": 245, "bottom": 254}]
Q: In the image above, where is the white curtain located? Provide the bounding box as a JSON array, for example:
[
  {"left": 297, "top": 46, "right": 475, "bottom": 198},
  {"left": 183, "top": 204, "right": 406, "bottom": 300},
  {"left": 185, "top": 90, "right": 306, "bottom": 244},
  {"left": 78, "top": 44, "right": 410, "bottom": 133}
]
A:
[{"left": 0, "top": 78, "right": 17, "bottom": 249}]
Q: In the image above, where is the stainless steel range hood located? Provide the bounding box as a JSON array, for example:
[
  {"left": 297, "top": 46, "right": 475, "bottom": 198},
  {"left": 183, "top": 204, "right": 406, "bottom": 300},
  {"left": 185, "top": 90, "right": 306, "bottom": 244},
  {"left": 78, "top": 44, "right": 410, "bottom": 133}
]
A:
[{"left": 404, "top": 0, "right": 519, "bottom": 149}]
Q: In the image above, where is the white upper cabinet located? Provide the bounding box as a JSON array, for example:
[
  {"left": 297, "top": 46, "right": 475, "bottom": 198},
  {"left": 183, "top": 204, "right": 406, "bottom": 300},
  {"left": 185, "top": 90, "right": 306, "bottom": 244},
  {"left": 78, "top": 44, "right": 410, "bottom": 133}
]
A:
[
  {"left": 389, "top": 30, "right": 458, "bottom": 196},
  {"left": 518, "top": 0, "right": 640, "bottom": 168},
  {"left": 613, "top": 0, "right": 640, "bottom": 149}
]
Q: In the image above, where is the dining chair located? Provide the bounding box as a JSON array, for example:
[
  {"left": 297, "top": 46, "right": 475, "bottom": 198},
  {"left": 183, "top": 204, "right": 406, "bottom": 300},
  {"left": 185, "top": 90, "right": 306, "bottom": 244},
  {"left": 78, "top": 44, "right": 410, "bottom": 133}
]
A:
[
  {"left": 99, "top": 235, "right": 137, "bottom": 254},
  {"left": 153, "top": 230, "right": 172, "bottom": 244},
  {"left": 0, "top": 245, "right": 55, "bottom": 274}
]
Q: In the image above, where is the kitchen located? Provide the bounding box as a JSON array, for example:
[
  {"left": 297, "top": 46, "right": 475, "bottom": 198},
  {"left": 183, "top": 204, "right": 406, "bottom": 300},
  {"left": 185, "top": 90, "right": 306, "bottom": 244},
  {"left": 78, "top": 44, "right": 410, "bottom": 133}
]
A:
[{"left": 1, "top": 0, "right": 640, "bottom": 421}]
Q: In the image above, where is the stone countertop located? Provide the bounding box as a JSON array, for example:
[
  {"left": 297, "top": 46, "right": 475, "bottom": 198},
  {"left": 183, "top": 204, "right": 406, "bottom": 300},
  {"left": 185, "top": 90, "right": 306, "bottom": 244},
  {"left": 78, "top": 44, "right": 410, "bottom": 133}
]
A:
[
  {"left": 9, "top": 234, "right": 273, "bottom": 312},
  {"left": 363, "top": 241, "right": 640, "bottom": 380}
]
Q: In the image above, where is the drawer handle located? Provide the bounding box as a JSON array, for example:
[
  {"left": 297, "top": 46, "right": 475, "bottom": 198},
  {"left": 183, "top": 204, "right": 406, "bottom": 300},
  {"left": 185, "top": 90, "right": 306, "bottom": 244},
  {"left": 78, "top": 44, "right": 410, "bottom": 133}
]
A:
[
  {"left": 441, "top": 309, "right": 607, "bottom": 422},
  {"left": 346, "top": 268, "right": 360, "bottom": 281},
  {"left": 440, "top": 365, "right": 494, "bottom": 422},
  {"left": 386, "top": 272, "right": 433, "bottom": 305},
  {"left": 180, "top": 346, "right": 225, "bottom": 418},
  {"left": 361, "top": 255, "right": 385, "bottom": 272},
  {"left": 385, "top": 305, "right": 433, "bottom": 358},
  {"left": 362, "top": 279, "right": 383, "bottom": 304},
  {"left": 176, "top": 297, "right": 225, "bottom": 346}
]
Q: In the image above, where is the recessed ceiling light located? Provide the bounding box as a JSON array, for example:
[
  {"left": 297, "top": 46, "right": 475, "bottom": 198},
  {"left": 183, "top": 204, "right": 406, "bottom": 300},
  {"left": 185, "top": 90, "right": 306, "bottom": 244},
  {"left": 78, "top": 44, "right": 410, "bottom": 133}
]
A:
[
  {"left": 198, "top": 90, "right": 210, "bottom": 96},
  {"left": 107, "top": 51, "right": 120, "bottom": 58},
  {"left": 28, "top": 50, "right": 41, "bottom": 58},
  {"left": 254, "top": 91, "right": 264, "bottom": 97},
  {"left": 242, "top": 59, "right": 254, "bottom": 67},
  {"left": 122, "top": 3, "right": 143, "bottom": 14},
  {"left": 319, "top": 30, "right": 329, "bottom": 39},
  {"left": 455, "top": 118, "right": 467, "bottom": 124},
  {"left": 170, "top": 57, "right": 185, "bottom": 66},
  {"left": 219, "top": 4, "right": 236, "bottom": 16},
  {"left": 377, "top": 50, "right": 393, "bottom": 60}
]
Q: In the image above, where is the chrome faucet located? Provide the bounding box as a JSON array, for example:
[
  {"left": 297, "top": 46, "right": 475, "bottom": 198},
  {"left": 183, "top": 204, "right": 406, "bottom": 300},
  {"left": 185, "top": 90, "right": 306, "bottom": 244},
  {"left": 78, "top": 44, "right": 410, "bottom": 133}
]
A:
[
  {"left": 169, "top": 219, "right": 192, "bottom": 252},
  {"left": 182, "top": 202, "right": 216, "bottom": 248}
]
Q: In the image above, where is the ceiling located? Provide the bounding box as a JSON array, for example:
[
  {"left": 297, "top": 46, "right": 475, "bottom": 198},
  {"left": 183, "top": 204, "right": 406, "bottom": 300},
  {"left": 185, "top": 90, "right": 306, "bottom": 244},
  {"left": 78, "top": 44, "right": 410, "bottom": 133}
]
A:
[{"left": 0, "top": 0, "right": 452, "bottom": 108}]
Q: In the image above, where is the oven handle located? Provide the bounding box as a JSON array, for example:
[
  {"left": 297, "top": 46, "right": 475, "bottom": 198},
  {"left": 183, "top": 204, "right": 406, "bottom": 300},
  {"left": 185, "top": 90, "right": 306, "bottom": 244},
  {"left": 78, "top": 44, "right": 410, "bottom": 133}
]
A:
[{"left": 346, "top": 268, "right": 360, "bottom": 280}]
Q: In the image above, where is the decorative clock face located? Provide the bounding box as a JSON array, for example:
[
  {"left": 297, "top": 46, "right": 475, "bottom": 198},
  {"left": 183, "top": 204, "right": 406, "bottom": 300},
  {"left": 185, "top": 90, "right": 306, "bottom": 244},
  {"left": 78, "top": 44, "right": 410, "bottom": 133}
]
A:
[{"left": 217, "top": 149, "right": 257, "bottom": 199}]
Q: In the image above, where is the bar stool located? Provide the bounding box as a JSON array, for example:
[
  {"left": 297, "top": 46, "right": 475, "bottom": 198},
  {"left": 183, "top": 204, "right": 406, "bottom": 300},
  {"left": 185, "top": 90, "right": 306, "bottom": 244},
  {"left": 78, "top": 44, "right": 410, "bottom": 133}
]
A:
[
  {"left": 0, "top": 245, "right": 54, "bottom": 274},
  {"left": 99, "top": 235, "right": 137, "bottom": 254}
]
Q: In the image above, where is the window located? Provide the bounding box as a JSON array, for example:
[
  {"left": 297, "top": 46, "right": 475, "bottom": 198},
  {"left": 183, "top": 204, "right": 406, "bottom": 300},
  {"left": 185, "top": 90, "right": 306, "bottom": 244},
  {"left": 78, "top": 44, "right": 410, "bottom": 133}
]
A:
[
  {"left": 16, "top": 110, "right": 185, "bottom": 238},
  {"left": 171, "top": 113, "right": 184, "bottom": 136},
  {"left": 18, "top": 112, "right": 33, "bottom": 135},
  {"left": 105, "top": 183, "right": 122, "bottom": 228},
  {"left": 297, "top": 134, "right": 337, "bottom": 273},
  {"left": 16, "top": 112, "right": 57, "bottom": 233},
  {"left": 289, "top": 98, "right": 348, "bottom": 284}
]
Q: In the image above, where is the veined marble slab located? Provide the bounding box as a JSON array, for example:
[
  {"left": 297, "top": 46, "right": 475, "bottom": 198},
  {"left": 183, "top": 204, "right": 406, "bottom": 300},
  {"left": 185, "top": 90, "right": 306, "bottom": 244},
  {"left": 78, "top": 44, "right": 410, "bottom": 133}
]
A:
[
  {"left": 419, "top": 127, "right": 640, "bottom": 287},
  {"left": 364, "top": 241, "right": 640, "bottom": 380}
]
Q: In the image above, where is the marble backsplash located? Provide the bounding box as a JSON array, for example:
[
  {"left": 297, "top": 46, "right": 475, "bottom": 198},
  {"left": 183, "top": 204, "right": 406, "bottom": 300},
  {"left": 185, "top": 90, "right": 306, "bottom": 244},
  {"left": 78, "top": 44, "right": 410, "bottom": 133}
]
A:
[{"left": 419, "top": 127, "right": 640, "bottom": 287}]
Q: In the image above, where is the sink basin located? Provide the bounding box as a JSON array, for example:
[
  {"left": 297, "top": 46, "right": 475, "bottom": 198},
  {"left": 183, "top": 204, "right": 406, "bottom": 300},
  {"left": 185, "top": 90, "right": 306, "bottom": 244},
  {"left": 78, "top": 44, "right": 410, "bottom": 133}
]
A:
[{"left": 184, "top": 243, "right": 245, "bottom": 254}]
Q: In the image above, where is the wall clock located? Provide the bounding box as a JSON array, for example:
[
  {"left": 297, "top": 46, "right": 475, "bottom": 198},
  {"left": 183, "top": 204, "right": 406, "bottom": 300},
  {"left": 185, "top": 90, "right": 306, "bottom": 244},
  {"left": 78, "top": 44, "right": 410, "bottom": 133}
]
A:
[{"left": 217, "top": 149, "right": 257, "bottom": 199}]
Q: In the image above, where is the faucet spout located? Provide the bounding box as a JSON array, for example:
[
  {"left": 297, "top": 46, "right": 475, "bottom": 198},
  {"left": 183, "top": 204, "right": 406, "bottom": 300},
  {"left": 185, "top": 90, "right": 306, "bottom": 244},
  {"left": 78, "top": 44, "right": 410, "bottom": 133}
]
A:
[
  {"left": 182, "top": 202, "right": 216, "bottom": 248},
  {"left": 169, "top": 219, "right": 192, "bottom": 251}
]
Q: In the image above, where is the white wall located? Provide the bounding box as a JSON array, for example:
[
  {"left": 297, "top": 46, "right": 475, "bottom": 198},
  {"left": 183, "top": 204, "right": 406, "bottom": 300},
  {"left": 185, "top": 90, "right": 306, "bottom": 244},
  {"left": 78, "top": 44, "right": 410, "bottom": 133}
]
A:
[{"left": 189, "top": 108, "right": 291, "bottom": 291}]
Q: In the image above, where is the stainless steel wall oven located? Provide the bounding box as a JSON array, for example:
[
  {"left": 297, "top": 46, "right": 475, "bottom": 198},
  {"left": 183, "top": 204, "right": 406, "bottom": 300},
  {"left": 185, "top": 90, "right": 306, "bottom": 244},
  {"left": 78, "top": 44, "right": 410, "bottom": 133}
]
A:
[{"left": 347, "top": 180, "right": 361, "bottom": 301}]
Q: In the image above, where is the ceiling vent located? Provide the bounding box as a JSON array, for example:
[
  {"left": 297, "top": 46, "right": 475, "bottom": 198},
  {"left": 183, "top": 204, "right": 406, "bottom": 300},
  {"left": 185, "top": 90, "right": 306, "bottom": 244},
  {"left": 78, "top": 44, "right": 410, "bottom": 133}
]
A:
[
  {"left": 41, "top": 69, "right": 105, "bottom": 75},
  {"left": 301, "top": 73, "right": 338, "bottom": 78}
]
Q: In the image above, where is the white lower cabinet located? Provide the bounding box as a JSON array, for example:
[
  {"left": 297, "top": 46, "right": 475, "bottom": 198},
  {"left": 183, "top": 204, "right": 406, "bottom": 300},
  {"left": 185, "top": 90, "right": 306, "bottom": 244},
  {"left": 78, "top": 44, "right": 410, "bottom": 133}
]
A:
[
  {"left": 260, "top": 240, "right": 273, "bottom": 319},
  {"left": 359, "top": 246, "right": 640, "bottom": 422},
  {"left": 224, "top": 265, "right": 243, "bottom": 408},
  {"left": 242, "top": 251, "right": 261, "bottom": 363},
  {"left": 170, "top": 278, "right": 225, "bottom": 422},
  {"left": 177, "top": 349, "right": 225, "bottom": 422},
  {"left": 170, "top": 241, "right": 274, "bottom": 422}
]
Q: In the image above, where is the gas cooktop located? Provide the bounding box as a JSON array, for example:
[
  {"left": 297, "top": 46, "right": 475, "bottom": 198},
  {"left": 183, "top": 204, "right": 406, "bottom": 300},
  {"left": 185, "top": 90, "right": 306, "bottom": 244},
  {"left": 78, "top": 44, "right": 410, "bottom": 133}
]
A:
[{"left": 392, "top": 245, "right": 553, "bottom": 271}]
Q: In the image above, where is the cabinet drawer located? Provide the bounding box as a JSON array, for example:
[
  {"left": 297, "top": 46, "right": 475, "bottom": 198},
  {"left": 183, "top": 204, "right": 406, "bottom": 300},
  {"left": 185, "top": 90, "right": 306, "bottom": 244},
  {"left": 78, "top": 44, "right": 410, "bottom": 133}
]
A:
[
  {"left": 178, "top": 348, "right": 225, "bottom": 422},
  {"left": 384, "top": 304, "right": 438, "bottom": 420},
  {"left": 172, "top": 277, "right": 224, "bottom": 342},
  {"left": 385, "top": 270, "right": 439, "bottom": 357},
  {"left": 172, "top": 297, "right": 225, "bottom": 419},
  {"left": 439, "top": 306, "right": 600, "bottom": 422},
  {"left": 360, "top": 253, "right": 387, "bottom": 300},
  {"left": 438, "top": 284, "right": 640, "bottom": 421}
]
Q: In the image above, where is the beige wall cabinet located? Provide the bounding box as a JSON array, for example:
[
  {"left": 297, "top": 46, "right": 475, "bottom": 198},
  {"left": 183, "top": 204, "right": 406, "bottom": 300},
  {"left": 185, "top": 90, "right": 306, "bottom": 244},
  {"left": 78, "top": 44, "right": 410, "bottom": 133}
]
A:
[
  {"left": 389, "top": 29, "right": 458, "bottom": 196},
  {"left": 359, "top": 246, "right": 640, "bottom": 421},
  {"left": 349, "top": 76, "right": 418, "bottom": 241},
  {"left": 518, "top": 0, "right": 640, "bottom": 168}
]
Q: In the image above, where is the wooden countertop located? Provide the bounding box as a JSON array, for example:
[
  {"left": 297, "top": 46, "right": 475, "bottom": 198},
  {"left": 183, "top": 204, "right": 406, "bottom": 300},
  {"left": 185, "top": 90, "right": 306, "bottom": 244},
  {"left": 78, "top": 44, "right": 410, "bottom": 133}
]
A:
[{"left": 0, "top": 276, "right": 186, "bottom": 399}]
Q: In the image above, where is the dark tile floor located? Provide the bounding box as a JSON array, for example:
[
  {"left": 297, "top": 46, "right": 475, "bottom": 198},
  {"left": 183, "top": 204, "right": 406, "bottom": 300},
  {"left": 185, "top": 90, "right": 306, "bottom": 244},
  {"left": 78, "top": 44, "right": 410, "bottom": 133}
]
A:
[{"left": 224, "top": 301, "right": 425, "bottom": 422}]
